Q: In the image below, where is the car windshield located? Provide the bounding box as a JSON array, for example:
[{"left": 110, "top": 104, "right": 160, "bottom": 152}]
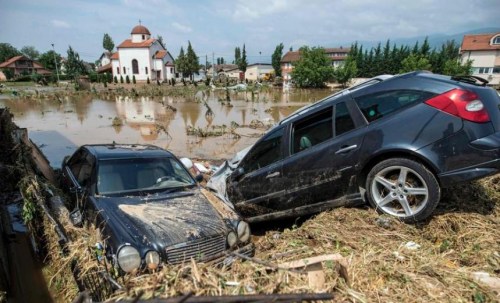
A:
[{"left": 97, "top": 157, "right": 195, "bottom": 195}]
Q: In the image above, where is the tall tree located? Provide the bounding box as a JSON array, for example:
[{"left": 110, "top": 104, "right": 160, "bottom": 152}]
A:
[
  {"left": 20, "top": 46, "right": 40, "bottom": 60},
  {"left": 291, "top": 46, "right": 334, "bottom": 88},
  {"left": 239, "top": 44, "right": 248, "bottom": 72},
  {"left": 176, "top": 47, "right": 186, "bottom": 78},
  {"left": 102, "top": 33, "right": 115, "bottom": 52},
  {"left": 0, "top": 43, "right": 20, "bottom": 63},
  {"left": 217, "top": 57, "right": 221, "bottom": 65},
  {"left": 65, "top": 46, "right": 87, "bottom": 79},
  {"left": 234, "top": 47, "right": 241, "bottom": 65},
  {"left": 420, "top": 37, "right": 430, "bottom": 57},
  {"left": 400, "top": 53, "right": 431, "bottom": 73},
  {"left": 271, "top": 42, "right": 284, "bottom": 77},
  {"left": 335, "top": 56, "right": 357, "bottom": 88},
  {"left": 38, "top": 50, "right": 62, "bottom": 71},
  {"left": 185, "top": 41, "right": 200, "bottom": 81},
  {"left": 157, "top": 35, "right": 166, "bottom": 49}
]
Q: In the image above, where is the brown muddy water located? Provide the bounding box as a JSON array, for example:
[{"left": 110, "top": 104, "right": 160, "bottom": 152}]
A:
[{"left": 0, "top": 88, "right": 333, "bottom": 163}]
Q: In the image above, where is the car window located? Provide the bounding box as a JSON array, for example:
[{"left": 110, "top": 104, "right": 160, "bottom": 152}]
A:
[
  {"left": 292, "top": 107, "right": 333, "bottom": 154},
  {"left": 355, "top": 90, "right": 435, "bottom": 123},
  {"left": 97, "top": 157, "right": 195, "bottom": 195},
  {"left": 241, "top": 128, "right": 284, "bottom": 173},
  {"left": 67, "top": 150, "right": 86, "bottom": 182},
  {"left": 77, "top": 153, "right": 94, "bottom": 187},
  {"left": 335, "top": 102, "right": 355, "bottom": 136}
]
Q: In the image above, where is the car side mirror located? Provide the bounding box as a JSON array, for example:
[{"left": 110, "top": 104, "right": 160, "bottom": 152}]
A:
[
  {"left": 195, "top": 174, "right": 204, "bottom": 182},
  {"left": 69, "top": 209, "right": 83, "bottom": 226}
]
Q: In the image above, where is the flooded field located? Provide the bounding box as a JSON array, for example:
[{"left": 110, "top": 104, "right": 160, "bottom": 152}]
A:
[{"left": 0, "top": 88, "right": 333, "bottom": 163}]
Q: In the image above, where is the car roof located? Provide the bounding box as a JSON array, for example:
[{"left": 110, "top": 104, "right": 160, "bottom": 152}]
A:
[{"left": 83, "top": 144, "right": 173, "bottom": 160}]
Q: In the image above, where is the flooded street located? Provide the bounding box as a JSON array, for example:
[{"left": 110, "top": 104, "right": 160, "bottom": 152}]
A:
[{"left": 0, "top": 88, "right": 333, "bottom": 163}]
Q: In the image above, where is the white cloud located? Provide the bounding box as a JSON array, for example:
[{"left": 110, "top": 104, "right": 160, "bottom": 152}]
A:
[
  {"left": 51, "top": 19, "right": 71, "bottom": 28},
  {"left": 171, "top": 22, "right": 192, "bottom": 33}
]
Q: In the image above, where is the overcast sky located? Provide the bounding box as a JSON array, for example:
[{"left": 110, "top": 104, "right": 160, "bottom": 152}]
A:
[{"left": 1, "top": 0, "right": 499, "bottom": 63}]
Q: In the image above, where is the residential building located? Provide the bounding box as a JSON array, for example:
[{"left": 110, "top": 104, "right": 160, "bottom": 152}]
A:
[
  {"left": 0, "top": 55, "right": 52, "bottom": 78},
  {"left": 281, "top": 47, "right": 350, "bottom": 82},
  {"left": 460, "top": 32, "right": 500, "bottom": 85},
  {"left": 207, "top": 64, "right": 238, "bottom": 78},
  {"left": 245, "top": 63, "right": 273, "bottom": 81},
  {"left": 111, "top": 24, "right": 176, "bottom": 82},
  {"left": 97, "top": 51, "right": 112, "bottom": 73}
]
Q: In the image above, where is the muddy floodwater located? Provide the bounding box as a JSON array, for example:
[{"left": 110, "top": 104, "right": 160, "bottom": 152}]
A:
[{"left": 0, "top": 88, "right": 333, "bottom": 162}]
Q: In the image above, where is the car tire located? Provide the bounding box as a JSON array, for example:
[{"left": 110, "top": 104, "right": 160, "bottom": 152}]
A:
[{"left": 366, "top": 158, "right": 440, "bottom": 222}]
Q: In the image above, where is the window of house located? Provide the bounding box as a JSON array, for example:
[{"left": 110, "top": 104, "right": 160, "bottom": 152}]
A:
[
  {"left": 241, "top": 128, "right": 284, "bottom": 173},
  {"left": 335, "top": 102, "right": 355, "bottom": 136},
  {"left": 123, "top": 67, "right": 126, "bottom": 74},
  {"left": 355, "top": 90, "right": 435, "bottom": 123},
  {"left": 116, "top": 67, "right": 120, "bottom": 74},
  {"left": 493, "top": 67, "right": 500, "bottom": 74},
  {"left": 145, "top": 67, "right": 148, "bottom": 74},
  {"left": 478, "top": 67, "right": 491, "bottom": 74},
  {"left": 170, "top": 67, "right": 173, "bottom": 73},
  {"left": 493, "top": 36, "right": 500, "bottom": 44},
  {"left": 132, "top": 59, "right": 139, "bottom": 74},
  {"left": 142, "top": 35, "right": 145, "bottom": 40},
  {"left": 292, "top": 107, "right": 333, "bottom": 154}
]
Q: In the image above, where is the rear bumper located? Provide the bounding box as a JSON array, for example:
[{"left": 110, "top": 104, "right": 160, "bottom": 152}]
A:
[{"left": 438, "top": 158, "right": 500, "bottom": 187}]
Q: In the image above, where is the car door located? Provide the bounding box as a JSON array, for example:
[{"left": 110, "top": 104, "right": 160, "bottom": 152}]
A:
[
  {"left": 227, "top": 126, "right": 285, "bottom": 216},
  {"left": 279, "top": 98, "right": 366, "bottom": 210}
]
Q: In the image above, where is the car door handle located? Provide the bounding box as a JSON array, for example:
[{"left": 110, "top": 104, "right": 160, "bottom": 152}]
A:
[
  {"left": 335, "top": 144, "right": 358, "bottom": 154},
  {"left": 266, "top": 171, "right": 280, "bottom": 179}
]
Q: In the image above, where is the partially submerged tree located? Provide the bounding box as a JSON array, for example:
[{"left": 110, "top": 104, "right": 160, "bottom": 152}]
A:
[
  {"left": 238, "top": 44, "right": 248, "bottom": 72},
  {"left": 335, "top": 57, "right": 357, "bottom": 88},
  {"left": 291, "top": 46, "right": 334, "bottom": 88},
  {"left": 64, "top": 46, "right": 87, "bottom": 79},
  {"left": 272, "top": 43, "right": 284, "bottom": 77},
  {"left": 102, "top": 33, "right": 115, "bottom": 52}
]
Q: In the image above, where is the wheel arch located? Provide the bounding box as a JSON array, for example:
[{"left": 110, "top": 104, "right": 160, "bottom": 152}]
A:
[{"left": 357, "top": 149, "right": 440, "bottom": 190}]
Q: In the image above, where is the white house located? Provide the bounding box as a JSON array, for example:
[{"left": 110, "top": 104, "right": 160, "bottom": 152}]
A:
[
  {"left": 245, "top": 63, "right": 273, "bottom": 81},
  {"left": 111, "top": 24, "right": 176, "bottom": 82},
  {"left": 461, "top": 32, "right": 500, "bottom": 85}
]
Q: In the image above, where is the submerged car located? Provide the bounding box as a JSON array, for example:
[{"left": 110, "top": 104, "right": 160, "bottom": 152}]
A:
[
  {"left": 61, "top": 144, "right": 253, "bottom": 274},
  {"left": 211, "top": 72, "right": 500, "bottom": 222}
]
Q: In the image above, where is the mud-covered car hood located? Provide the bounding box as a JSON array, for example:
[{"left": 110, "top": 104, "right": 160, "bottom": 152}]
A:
[{"left": 93, "top": 188, "right": 228, "bottom": 252}]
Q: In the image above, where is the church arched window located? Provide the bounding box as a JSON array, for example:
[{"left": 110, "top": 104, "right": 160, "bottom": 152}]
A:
[{"left": 132, "top": 59, "right": 139, "bottom": 74}]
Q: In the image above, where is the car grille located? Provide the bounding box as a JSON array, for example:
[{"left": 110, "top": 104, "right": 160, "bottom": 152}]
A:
[{"left": 165, "top": 235, "right": 226, "bottom": 264}]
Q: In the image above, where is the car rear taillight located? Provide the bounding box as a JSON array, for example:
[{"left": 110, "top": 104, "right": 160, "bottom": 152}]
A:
[{"left": 425, "top": 88, "right": 490, "bottom": 123}]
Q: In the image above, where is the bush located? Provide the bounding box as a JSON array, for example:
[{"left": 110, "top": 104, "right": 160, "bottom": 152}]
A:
[
  {"left": 2, "top": 69, "right": 14, "bottom": 80},
  {"left": 114, "top": 75, "right": 118, "bottom": 83},
  {"left": 120, "top": 75, "right": 124, "bottom": 84},
  {"left": 171, "top": 78, "right": 176, "bottom": 86},
  {"left": 147, "top": 77, "right": 150, "bottom": 84},
  {"left": 88, "top": 72, "right": 98, "bottom": 83},
  {"left": 132, "top": 75, "right": 136, "bottom": 84},
  {"left": 126, "top": 75, "right": 130, "bottom": 84},
  {"left": 107, "top": 72, "right": 112, "bottom": 83}
]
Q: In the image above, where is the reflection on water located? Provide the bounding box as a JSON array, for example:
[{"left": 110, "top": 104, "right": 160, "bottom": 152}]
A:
[{"left": 0, "top": 89, "right": 333, "bottom": 159}]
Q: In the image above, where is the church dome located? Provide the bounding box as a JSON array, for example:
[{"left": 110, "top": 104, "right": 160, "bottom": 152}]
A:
[{"left": 131, "top": 25, "right": 151, "bottom": 35}]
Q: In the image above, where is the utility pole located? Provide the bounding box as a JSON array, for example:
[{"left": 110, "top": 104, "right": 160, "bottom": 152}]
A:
[
  {"left": 51, "top": 43, "right": 60, "bottom": 84},
  {"left": 212, "top": 52, "right": 215, "bottom": 78}
]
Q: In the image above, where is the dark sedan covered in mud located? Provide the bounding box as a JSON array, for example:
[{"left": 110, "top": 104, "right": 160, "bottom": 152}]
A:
[
  {"left": 62, "top": 144, "right": 253, "bottom": 273},
  {"left": 210, "top": 72, "right": 500, "bottom": 223}
]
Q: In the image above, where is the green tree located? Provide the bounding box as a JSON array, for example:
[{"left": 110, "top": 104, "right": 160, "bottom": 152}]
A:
[
  {"left": 335, "top": 57, "right": 357, "bottom": 88},
  {"left": 64, "top": 46, "right": 87, "bottom": 79},
  {"left": 126, "top": 75, "right": 130, "bottom": 84},
  {"left": 114, "top": 75, "right": 118, "bottom": 83},
  {"left": 238, "top": 44, "right": 248, "bottom": 72},
  {"left": 185, "top": 41, "right": 200, "bottom": 81},
  {"left": 291, "top": 46, "right": 334, "bottom": 88},
  {"left": 132, "top": 75, "right": 136, "bottom": 84},
  {"left": 234, "top": 47, "right": 241, "bottom": 65},
  {"left": 38, "top": 50, "right": 62, "bottom": 71},
  {"left": 400, "top": 53, "right": 431, "bottom": 73},
  {"left": 443, "top": 59, "right": 472, "bottom": 76},
  {"left": 102, "top": 33, "right": 115, "bottom": 52},
  {"left": 0, "top": 43, "right": 20, "bottom": 63},
  {"left": 176, "top": 46, "right": 186, "bottom": 79},
  {"left": 272, "top": 42, "right": 284, "bottom": 77},
  {"left": 20, "top": 46, "right": 40, "bottom": 60},
  {"left": 120, "top": 75, "right": 124, "bottom": 83}
]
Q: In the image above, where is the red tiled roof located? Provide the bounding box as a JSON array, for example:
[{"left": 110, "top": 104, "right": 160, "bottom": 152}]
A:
[
  {"left": 324, "top": 47, "right": 350, "bottom": 53},
  {"left": 97, "top": 63, "right": 112, "bottom": 73},
  {"left": 461, "top": 33, "right": 500, "bottom": 51},
  {"left": 117, "top": 38, "right": 156, "bottom": 48},
  {"left": 110, "top": 52, "right": 119, "bottom": 60},
  {"left": 131, "top": 25, "right": 151, "bottom": 35},
  {"left": 155, "top": 50, "right": 167, "bottom": 59},
  {"left": 281, "top": 51, "right": 300, "bottom": 63},
  {"left": 281, "top": 48, "right": 351, "bottom": 63},
  {"left": 0, "top": 55, "right": 25, "bottom": 68}
]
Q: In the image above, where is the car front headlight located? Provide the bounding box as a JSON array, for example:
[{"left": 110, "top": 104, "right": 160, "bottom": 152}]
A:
[
  {"left": 117, "top": 245, "right": 141, "bottom": 273},
  {"left": 227, "top": 231, "right": 237, "bottom": 248},
  {"left": 145, "top": 250, "right": 160, "bottom": 270},
  {"left": 237, "top": 221, "right": 251, "bottom": 243}
]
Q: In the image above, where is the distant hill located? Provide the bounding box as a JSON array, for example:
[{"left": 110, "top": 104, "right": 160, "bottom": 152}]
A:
[{"left": 355, "top": 27, "right": 500, "bottom": 50}]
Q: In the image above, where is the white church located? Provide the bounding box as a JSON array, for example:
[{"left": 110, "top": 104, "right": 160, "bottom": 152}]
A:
[{"left": 111, "top": 24, "right": 176, "bottom": 82}]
